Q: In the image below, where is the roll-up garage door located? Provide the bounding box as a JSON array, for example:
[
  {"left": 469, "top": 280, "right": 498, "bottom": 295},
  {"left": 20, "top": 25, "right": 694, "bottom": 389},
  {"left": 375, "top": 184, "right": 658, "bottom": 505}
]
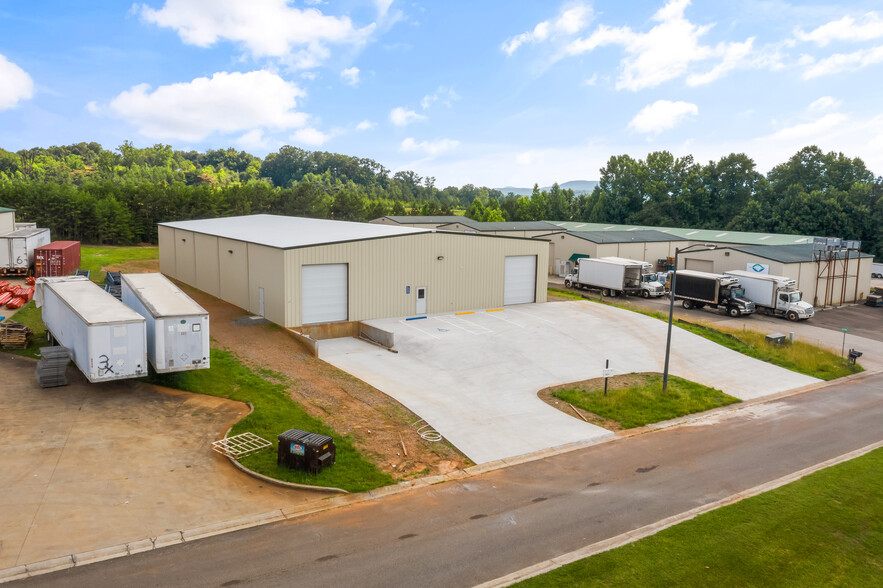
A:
[
  {"left": 684, "top": 258, "right": 714, "bottom": 273},
  {"left": 302, "top": 264, "right": 348, "bottom": 324},
  {"left": 504, "top": 255, "right": 537, "bottom": 305}
]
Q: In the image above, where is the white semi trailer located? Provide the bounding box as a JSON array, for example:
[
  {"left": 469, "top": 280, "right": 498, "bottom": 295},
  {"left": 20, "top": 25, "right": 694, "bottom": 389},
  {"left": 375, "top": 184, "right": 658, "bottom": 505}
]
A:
[
  {"left": 564, "top": 257, "right": 666, "bottom": 297},
  {"left": 120, "top": 273, "right": 210, "bottom": 373},
  {"left": 0, "top": 227, "right": 51, "bottom": 275},
  {"left": 723, "top": 270, "right": 814, "bottom": 321},
  {"left": 872, "top": 262, "right": 883, "bottom": 279},
  {"left": 35, "top": 276, "right": 147, "bottom": 383}
]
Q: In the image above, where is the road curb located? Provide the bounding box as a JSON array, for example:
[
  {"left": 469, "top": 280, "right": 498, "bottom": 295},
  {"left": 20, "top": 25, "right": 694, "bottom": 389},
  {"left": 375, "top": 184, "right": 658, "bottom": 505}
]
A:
[
  {"left": 2, "top": 371, "right": 875, "bottom": 583},
  {"left": 475, "top": 439, "right": 883, "bottom": 588}
]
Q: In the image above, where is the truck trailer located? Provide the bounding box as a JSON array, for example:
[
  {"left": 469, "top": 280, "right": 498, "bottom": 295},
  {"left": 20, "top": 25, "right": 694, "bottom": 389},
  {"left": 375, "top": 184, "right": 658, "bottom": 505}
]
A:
[
  {"left": 723, "top": 270, "right": 814, "bottom": 321},
  {"left": 35, "top": 276, "right": 147, "bottom": 383},
  {"left": 120, "top": 272, "right": 210, "bottom": 373},
  {"left": 872, "top": 262, "right": 883, "bottom": 279},
  {"left": 672, "top": 270, "right": 756, "bottom": 317},
  {"left": 564, "top": 257, "right": 666, "bottom": 297},
  {"left": 0, "top": 227, "right": 51, "bottom": 276}
]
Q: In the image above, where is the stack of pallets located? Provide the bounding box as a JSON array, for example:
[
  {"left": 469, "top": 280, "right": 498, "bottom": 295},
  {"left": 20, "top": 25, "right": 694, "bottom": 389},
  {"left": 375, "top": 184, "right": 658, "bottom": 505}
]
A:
[
  {"left": 0, "top": 321, "right": 33, "bottom": 349},
  {"left": 36, "top": 346, "right": 71, "bottom": 388},
  {"left": 104, "top": 272, "right": 122, "bottom": 299}
]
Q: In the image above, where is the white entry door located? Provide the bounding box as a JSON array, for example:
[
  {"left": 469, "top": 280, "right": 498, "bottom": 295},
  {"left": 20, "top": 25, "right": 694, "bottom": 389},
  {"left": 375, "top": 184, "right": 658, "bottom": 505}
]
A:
[
  {"left": 416, "top": 287, "right": 427, "bottom": 314},
  {"left": 302, "top": 264, "right": 348, "bottom": 324},
  {"left": 503, "top": 255, "right": 537, "bottom": 305},
  {"left": 258, "top": 287, "right": 265, "bottom": 316}
]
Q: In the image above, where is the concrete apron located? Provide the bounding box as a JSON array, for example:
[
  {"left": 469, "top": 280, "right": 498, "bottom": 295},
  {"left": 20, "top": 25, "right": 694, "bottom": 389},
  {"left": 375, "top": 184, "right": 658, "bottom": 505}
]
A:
[{"left": 2, "top": 368, "right": 878, "bottom": 584}]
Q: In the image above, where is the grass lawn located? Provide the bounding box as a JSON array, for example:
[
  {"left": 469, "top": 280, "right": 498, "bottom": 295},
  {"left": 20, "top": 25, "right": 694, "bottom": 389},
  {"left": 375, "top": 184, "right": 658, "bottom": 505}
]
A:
[
  {"left": 552, "top": 373, "right": 739, "bottom": 429},
  {"left": 1, "top": 302, "right": 48, "bottom": 359},
  {"left": 149, "top": 348, "right": 395, "bottom": 493},
  {"left": 516, "top": 447, "right": 883, "bottom": 587},
  {"left": 80, "top": 245, "right": 159, "bottom": 282}
]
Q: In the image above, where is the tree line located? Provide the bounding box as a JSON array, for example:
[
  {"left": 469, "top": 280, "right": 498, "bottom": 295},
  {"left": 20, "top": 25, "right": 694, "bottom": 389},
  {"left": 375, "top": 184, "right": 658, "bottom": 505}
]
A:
[{"left": 0, "top": 142, "right": 879, "bottom": 256}]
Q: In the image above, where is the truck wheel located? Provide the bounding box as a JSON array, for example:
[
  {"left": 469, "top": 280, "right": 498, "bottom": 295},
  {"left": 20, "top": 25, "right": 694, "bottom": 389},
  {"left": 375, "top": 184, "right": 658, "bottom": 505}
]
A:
[
  {"left": 641, "top": 290, "right": 650, "bottom": 298},
  {"left": 564, "top": 279, "right": 572, "bottom": 288},
  {"left": 728, "top": 307, "right": 741, "bottom": 318},
  {"left": 787, "top": 311, "right": 799, "bottom": 322},
  {"left": 602, "top": 289, "right": 609, "bottom": 296},
  {"left": 682, "top": 300, "right": 693, "bottom": 309}
]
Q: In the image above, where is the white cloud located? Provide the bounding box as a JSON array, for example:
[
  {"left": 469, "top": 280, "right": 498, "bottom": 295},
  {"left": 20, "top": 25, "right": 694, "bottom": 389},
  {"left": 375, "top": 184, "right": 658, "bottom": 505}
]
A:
[
  {"left": 421, "top": 86, "right": 460, "bottom": 110},
  {"left": 236, "top": 129, "right": 276, "bottom": 152},
  {"left": 802, "top": 45, "right": 883, "bottom": 78},
  {"left": 795, "top": 12, "right": 883, "bottom": 46},
  {"left": 389, "top": 106, "right": 425, "bottom": 126},
  {"left": 566, "top": 0, "right": 758, "bottom": 91},
  {"left": 582, "top": 74, "right": 598, "bottom": 86},
  {"left": 301, "top": 71, "right": 318, "bottom": 81},
  {"left": 400, "top": 137, "right": 459, "bottom": 157},
  {"left": 501, "top": 3, "right": 592, "bottom": 55},
  {"left": 100, "top": 70, "right": 308, "bottom": 142},
  {"left": 375, "top": 0, "right": 394, "bottom": 16},
  {"left": 808, "top": 96, "right": 841, "bottom": 112},
  {"left": 356, "top": 120, "right": 376, "bottom": 131},
  {"left": 0, "top": 54, "right": 34, "bottom": 110},
  {"left": 139, "top": 0, "right": 374, "bottom": 69},
  {"left": 340, "top": 66, "right": 360, "bottom": 86},
  {"left": 766, "top": 112, "right": 847, "bottom": 142},
  {"left": 291, "top": 126, "right": 331, "bottom": 146},
  {"left": 628, "top": 100, "right": 698, "bottom": 135}
]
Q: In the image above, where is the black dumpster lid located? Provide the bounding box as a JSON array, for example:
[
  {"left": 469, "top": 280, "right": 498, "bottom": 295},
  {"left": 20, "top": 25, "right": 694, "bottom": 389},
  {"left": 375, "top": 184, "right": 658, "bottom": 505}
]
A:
[{"left": 278, "top": 428, "right": 333, "bottom": 447}]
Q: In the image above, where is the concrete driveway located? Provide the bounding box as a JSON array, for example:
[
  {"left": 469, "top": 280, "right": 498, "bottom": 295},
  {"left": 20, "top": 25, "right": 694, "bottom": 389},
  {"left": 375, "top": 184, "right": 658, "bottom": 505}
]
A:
[
  {"left": 319, "top": 301, "right": 820, "bottom": 464},
  {"left": 0, "top": 353, "right": 317, "bottom": 569}
]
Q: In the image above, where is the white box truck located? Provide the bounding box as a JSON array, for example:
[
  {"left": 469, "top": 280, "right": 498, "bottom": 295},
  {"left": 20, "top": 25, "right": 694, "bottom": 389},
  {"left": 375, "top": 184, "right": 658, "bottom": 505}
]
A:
[
  {"left": 120, "top": 273, "right": 210, "bottom": 373},
  {"left": 564, "top": 257, "right": 666, "bottom": 297},
  {"left": 872, "top": 262, "right": 883, "bottom": 279},
  {"left": 0, "top": 227, "right": 51, "bottom": 275},
  {"left": 723, "top": 270, "right": 814, "bottom": 321},
  {"left": 672, "top": 270, "right": 756, "bottom": 317},
  {"left": 35, "top": 276, "right": 147, "bottom": 383}
]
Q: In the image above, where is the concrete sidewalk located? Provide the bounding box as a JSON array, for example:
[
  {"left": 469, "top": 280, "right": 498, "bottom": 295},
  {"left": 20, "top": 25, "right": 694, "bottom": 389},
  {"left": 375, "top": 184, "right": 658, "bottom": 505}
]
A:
[
  {"left": 319, "top": 301, "right": 820, "bottom": 464},
  {"left": 0, "top": 354, "right": 319, "bottom": 570}
]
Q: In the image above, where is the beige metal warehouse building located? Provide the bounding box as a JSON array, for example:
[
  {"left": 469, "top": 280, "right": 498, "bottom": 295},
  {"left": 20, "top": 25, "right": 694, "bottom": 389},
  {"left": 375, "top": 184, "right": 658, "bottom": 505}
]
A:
[
  {"left": 676, "top": 244, "right": 873, "bottom": 307},
  {"left": 0, "top": 207, "right": 15, "bottom": 236},
  {"left": 158, "top": 215, "right": 548, "bottom": 328},
  {"left": 537, "top": 230, "right": 689, "bottom": 276}
]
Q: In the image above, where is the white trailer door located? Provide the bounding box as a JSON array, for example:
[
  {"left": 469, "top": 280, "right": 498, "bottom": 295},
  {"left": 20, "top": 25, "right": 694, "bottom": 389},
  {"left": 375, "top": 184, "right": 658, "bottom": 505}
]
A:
[
  {"left": 504, "top": 255, "right": 537, "bottom": 305},
  {"left": 302, "top": 264, "right": 348, "bottom": 324}
]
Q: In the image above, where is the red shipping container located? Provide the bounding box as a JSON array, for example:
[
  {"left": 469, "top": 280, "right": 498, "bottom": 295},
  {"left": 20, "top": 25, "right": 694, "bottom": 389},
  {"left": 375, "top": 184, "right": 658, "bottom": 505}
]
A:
[{"left": 34, "top": 241, "right": 81, "bottom": 278}]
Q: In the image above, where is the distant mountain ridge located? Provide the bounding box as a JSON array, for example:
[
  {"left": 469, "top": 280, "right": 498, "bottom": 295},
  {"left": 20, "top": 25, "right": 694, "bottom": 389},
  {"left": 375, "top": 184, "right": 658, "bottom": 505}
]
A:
[{"left": 496, "top": 180, "right": 599, "bottom": 196}]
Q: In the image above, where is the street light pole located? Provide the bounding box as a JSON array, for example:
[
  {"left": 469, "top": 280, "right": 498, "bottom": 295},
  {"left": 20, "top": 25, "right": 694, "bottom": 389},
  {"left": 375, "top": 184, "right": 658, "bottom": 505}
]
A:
[{"left": 661, "top": 243, "right": 721, "bottom": 392}]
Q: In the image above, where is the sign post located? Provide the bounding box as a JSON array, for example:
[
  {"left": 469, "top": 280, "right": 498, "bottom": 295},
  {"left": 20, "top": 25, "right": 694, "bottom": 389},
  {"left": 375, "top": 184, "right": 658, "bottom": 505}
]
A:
[
  {"left": 841, "top": 328, "right": 849, "bottom": 363},
  {"left": 602, "top": 359, "right": 613, "bottom": 396}
]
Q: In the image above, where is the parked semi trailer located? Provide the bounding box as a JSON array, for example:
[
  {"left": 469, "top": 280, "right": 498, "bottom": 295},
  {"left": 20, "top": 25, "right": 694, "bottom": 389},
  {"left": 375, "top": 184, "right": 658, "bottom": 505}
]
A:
[
  {"left": 120, "top": 272, "right": 210, "bottom": 373},
  {"left": 723, "top": 270, "right": 814, "bottom": 321},
  {"left": 0, "top": 227, "right": 50, "bottom": 276},
  {"left": 35, "top": 276, "right": 147, "bottom": 383},
  {"left": 672, "top": 270, "right": 756, "bottom": 317},
  {"left": 564, "top": 257, "right": 666, "bottom": 297}
]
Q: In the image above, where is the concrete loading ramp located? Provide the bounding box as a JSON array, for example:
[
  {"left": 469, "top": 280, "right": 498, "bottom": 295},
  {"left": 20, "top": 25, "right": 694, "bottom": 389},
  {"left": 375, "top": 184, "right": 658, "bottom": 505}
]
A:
[{"left": 319, "top": 302, "right": 821, "bottom": 464}]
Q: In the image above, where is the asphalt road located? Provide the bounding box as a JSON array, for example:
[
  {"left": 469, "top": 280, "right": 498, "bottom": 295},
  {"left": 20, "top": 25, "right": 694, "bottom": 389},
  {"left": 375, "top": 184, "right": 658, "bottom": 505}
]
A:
[{"left": 19, "top": 373, "right": 882, "bottom": 588}]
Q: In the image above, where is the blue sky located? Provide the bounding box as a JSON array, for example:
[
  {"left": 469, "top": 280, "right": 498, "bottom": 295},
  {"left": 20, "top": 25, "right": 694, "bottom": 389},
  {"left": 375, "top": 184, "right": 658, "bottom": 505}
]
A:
[{"left": 2, "top": 0, "right": 883, "bottom": 187}]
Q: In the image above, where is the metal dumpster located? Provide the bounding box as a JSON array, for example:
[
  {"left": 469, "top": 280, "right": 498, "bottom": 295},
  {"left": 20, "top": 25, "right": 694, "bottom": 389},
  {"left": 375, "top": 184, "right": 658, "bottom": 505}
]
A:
[{"left": 277, "top": 428, "right": 336, "bottom": 474}]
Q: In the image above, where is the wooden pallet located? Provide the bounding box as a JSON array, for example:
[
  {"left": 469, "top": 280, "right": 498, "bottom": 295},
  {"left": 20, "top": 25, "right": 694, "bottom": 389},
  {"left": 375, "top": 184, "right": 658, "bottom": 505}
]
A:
[{"left": 0, "top": 321, "right": 33, "bottom": 349}]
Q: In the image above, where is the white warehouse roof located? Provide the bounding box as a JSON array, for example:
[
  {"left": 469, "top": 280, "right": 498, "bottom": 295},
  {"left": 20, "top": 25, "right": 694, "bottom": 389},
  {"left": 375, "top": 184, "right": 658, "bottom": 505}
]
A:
[{"left": 160, "top": 214, "right": 431, "bottom": 249}]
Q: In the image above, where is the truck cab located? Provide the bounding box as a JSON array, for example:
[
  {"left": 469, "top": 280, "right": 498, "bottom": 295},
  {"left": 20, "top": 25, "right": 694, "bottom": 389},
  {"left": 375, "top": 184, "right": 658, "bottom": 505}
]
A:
[
  {"left": 721, "top": 285, "right": 756, "bottom": 317},
  {"left": 777, "top": 290, "right": 814, "bottom": 320},
  {"left": 640, "top": 273, "right": 666, "bottom": 298}
]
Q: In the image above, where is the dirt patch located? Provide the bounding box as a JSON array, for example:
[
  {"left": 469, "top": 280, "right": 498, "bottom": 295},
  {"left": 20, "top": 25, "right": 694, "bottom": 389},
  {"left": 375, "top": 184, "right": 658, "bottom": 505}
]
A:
[
  {"left": 111, "top": 259, "right": 469, "bottom": 480},
  {"left": 537, "top": 373, "right": 663, "bottom": 431},
  {"left": 104, "top": 259, "right": 160, "bottom": 274}
]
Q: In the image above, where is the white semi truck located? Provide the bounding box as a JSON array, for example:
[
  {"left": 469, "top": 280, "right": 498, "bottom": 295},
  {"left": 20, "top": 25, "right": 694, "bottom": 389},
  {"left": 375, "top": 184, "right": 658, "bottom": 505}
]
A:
[
  {"left": 723, "top": 270, "right": 814, "bottom": 321},
  {"left": 564, "top": 257, "right": 666, "bottom": 298}
]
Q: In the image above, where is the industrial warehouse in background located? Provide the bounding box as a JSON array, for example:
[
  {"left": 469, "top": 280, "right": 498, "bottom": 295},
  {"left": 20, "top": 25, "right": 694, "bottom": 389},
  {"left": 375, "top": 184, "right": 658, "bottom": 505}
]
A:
[
  {"left": 378, "top": 216, "right": 875, "bottom": 308},
  {"left": 158, "top": 214, "right": 549, "bottom": 329}
]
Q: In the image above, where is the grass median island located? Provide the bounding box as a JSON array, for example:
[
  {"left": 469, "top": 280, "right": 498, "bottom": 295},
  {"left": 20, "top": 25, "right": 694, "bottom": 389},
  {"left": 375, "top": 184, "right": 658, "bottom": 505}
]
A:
[
  {"left": 516, "top": 447, "right": 883, "bottom": 587},
  {"left": 549, "top": 373, "right": 739, "bottom": 430},
  {"left": 148, "top": 348, "right": 395, "bottom": 493}
]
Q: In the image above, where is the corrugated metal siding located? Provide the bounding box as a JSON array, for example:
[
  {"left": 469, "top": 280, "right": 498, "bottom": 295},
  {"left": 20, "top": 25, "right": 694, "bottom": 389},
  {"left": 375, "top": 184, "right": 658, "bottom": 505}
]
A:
[
  {"left": 283, "top": 232, "right": 548, "bottom": 327},
  {"left": 0, "top": 211, "right": 14, "bottom": 236},
  {"left": 194, "top": 233, "right": 220, "bottom": 297},
  {"left": 158, "top": 226, "right": 176, "bottom": 277},
  {"left": 219, "top": 238, "right": 249, "bottom": 311},
  {"left": 247, "top": 244, "right": 285, "bottom": 324},
  {"left": 173, "top": 229, "right": 196, "bottom": 284}
]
